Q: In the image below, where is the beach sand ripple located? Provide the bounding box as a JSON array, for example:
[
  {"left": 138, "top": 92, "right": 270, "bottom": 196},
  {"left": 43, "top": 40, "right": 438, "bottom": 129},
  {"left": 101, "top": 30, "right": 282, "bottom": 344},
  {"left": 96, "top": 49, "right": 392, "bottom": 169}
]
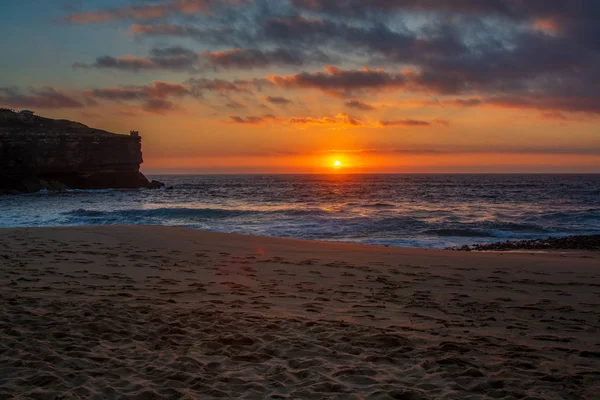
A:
[{"left": 1, "top": 226, "right": 599, "bottom": 399}]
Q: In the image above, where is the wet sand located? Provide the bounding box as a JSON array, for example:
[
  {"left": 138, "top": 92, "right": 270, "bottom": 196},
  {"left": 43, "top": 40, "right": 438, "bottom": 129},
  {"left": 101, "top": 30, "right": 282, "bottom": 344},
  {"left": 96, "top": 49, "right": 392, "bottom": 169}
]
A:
[{"left": 1, "top": 226, "right": 599, "bottom": 399}]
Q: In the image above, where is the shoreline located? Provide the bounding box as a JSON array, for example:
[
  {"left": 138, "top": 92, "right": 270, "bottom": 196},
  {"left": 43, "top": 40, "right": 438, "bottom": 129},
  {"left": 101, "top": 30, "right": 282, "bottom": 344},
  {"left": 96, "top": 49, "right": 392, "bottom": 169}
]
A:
[
  {"left": 1, "top": 225, "right": 599, "bottom": 399},
  {"left": 5, "top": 223, "right": 600, "bottom": 253},
  {"left": 4, "top": 224, "right": 600, "bottom": 257}
]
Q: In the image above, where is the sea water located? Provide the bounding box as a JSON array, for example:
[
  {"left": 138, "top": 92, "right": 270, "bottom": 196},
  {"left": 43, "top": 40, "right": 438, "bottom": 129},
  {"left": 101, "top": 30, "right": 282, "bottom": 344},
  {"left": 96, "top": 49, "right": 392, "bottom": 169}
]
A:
[{"left": 1, "top": 174, "right": 599, "bottom": 248}]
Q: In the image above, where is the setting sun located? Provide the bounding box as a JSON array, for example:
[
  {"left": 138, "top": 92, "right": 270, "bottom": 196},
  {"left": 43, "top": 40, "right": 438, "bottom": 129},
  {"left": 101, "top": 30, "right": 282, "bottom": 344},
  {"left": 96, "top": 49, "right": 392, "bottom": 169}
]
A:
[{"left": 333, "top": 160, "right": 342, "bottom": 168}]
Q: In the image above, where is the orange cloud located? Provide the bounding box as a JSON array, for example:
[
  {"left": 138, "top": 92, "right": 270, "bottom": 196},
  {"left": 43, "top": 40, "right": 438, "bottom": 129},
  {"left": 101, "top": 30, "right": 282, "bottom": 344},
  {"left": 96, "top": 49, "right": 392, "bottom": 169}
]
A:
[
  {"left": 228, "top": 113, "right": 446, "bottom": 129},
  {"left": 267, "top": 66, "right": 411, "bottom": 96},
  {"left": 532, "top": 18, "right": 560, "bottom": 34},
  {"left": 377, "top": 119, "right": 431, "bottom": 127},
  {"left": 317, "top": 149, "right": 378, "bottom": 154},
  {"left": 85, "top": 81, "right": 192, "bottom": 114},
  {"left": 228, "top": 113, "right": 364, "bottom": 128},
  {"left": 63, "top": 4, "right": 172, "bottom": 23},
  {"left": 345, "top": 99, "right": 376, "bottom": 111},
  {"left": 62, "top": 0, "right": 244, "bottom": 24},
  {"left": 288, "top": 113, "right": 364, "bottom": 127},
  {"left": 129, "top": 23, "right": 191, "bottom": 35},
  {"left": 0, "top": 87, "right": 84, "bottom": 109},
  {"left": 228, "top": 115, "right": 282, "bottom": 124}
]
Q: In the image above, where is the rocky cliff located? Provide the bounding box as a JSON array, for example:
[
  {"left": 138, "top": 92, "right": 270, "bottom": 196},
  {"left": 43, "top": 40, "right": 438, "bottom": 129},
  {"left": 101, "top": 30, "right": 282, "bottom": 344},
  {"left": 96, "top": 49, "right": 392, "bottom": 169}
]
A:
[{"left": 0, "top": 109, "right": 162, "bottom": 194}]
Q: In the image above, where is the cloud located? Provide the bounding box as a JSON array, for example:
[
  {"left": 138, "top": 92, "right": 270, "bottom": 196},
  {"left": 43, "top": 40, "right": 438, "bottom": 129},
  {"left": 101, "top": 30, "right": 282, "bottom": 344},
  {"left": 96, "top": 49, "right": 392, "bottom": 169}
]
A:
[
  {"left": 377, "top": 119, "right": 431, "bottom": 127},
  {"left": 128, "top": 24, "right": 239, "bottom": 46},
  {"left": 268, "top": 66, "right": 410, "bottom": 96},
  {"left": 451, "top": 98, "right": 483, "bottom": 107},
  {"left": 229, "top": 115, "right": 281, "bottom": 124},
  {"left": 483, "top": 94, "right": 600, "bottom": 114},
  {"left": 228, "top": 113, "right": 444, "bottom": 129},
  {"left": 225, "top": 100, "right": 246, "bottom": 109},
  {"left": 61, "top": 0, "right": 245, "bottom": 24},
  {"left": 288, "top": 113, "right": 364, "bottom": 127},
  {"left": 66, "top": 0, "right": 600, "bottom": 116},
  {"left": 405, "top": 95, "right": 600, "bottom": 116},
  {"left": 0, "top": 87, "right": 84, "bottom": 109},
  {"left": 87, "top": 80, "right": 192, "bottom": 114},
  {"left": 129, "top": 23, "right": 199, "bottom": 35},
  {"left": 261, "top": 15, "right": 338, "bottom": 44},
  {"left": 317, "top": 148, "right": 379, "bottom": 154},
  {"left": 279, "top": 5, "right": 600, "bottom": 114},
  {"left": 200, "top": 48, "right": 306, "bottom": 70},
  {"left": 266, "top": 96, "right": 292, "bottom": 105},
  {"left": 187, "top": 78, "right": 255, "bottom": 95},
  {"left": 433, "top": 118, "right": 450, "bottom": 127},
  {"left": 143, "top": 98, "right": 179, "bottom": 114},
  {"left": 345, "top": 99, "right": 375, "bottom": 111},
  {"left": 74, "top": 46, "right": 200, "bottom": 72},
  {"left": 228, "top": 113, "right": 364, "bottom": 128},
  {"left": 262, "top": 14, "right": 466, "bottom": 64},
  {"left": 90, "top": 81, "right": 191, "bottom": 100},
  {"left": 539, "top": 111, "right": 571, "bottom": 121},
  {"left": 532, "top": 18, "right": 560, "bottom": 34},
  {"left": 375, "top": 117, "right": 448, "bottom": 128},
  {"left": 87, "top": 77, "right": 260, "bottom": 110},
  {"left": 290, "top": 0, "right": 592, "bottom": 21},
  {"left": 267, "top": 62, "right": 600, "bottom": 114},
  {"left": 75, "top": 47, "right": 318, "bottom": 72}
]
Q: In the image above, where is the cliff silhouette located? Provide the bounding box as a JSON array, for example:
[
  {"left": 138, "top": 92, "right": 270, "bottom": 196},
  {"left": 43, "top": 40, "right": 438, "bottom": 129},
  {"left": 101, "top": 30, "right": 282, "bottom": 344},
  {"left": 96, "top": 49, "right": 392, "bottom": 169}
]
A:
[{"left": 0, "top": 109, "right": 163, "bottom": 194}]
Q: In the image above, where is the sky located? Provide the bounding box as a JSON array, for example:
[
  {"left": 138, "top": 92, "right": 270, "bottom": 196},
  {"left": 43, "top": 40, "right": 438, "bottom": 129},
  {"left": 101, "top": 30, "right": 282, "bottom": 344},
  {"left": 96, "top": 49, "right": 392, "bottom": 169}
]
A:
[{"left": 1, "top": 0, "right": 599, "bottom": 173}]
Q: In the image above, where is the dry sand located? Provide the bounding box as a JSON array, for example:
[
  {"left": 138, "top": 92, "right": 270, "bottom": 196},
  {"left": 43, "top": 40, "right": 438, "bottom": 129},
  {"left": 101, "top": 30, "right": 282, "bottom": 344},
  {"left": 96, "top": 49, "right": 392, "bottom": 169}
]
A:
[{"left": 0, "top": 226, "right": 599, "bottom": 399}]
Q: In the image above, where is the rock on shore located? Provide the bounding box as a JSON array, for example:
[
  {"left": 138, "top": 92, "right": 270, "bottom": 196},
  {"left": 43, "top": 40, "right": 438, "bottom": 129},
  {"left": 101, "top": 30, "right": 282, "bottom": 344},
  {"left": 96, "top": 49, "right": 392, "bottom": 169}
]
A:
[{"left": 449, "top": 234, "right": 600, "bottom": 252}]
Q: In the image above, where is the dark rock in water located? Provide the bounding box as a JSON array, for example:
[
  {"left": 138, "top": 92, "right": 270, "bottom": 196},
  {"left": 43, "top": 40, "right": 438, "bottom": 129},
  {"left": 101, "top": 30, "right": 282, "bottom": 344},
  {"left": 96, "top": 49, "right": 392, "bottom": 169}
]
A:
[
  {"left": 147, "top": 180, "right": 165, "bottom": 189},
  {"left": 448, "top": 235, "right": 600, "bottom": 252},
  {"left": 0, "top": 109, "right": 161, "bottom": 193}
]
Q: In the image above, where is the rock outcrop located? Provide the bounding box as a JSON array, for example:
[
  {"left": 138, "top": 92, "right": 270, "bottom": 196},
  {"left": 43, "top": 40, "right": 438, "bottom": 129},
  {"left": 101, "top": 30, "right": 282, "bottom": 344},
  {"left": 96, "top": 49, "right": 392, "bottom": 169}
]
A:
[
  {"left": 448, "top": 234, "right": 600, "bottom": 252},
  {"left": 0, "top": 109, "right": 163, "bottom": 194}
]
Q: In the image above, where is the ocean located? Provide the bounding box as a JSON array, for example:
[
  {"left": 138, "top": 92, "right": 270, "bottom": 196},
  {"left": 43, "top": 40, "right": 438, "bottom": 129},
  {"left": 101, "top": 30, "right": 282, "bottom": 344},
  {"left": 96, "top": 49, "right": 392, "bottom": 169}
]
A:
[{"left": 1, "top": 174, "right": 599, "bottom": 248}]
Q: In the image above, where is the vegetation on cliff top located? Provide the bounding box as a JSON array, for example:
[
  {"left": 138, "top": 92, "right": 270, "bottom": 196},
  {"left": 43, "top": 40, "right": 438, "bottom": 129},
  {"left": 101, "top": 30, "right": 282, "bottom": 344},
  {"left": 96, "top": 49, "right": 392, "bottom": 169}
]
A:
[{"left": 0, "top": 109, "right": 118, "bottom": 136}]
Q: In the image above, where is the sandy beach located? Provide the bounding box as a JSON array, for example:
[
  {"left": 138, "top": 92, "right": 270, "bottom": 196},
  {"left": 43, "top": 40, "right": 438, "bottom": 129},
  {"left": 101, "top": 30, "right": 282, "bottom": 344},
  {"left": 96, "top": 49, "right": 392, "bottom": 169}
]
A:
[{"left": 1, "top": 226, "right": 599, "bottom": 399}]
